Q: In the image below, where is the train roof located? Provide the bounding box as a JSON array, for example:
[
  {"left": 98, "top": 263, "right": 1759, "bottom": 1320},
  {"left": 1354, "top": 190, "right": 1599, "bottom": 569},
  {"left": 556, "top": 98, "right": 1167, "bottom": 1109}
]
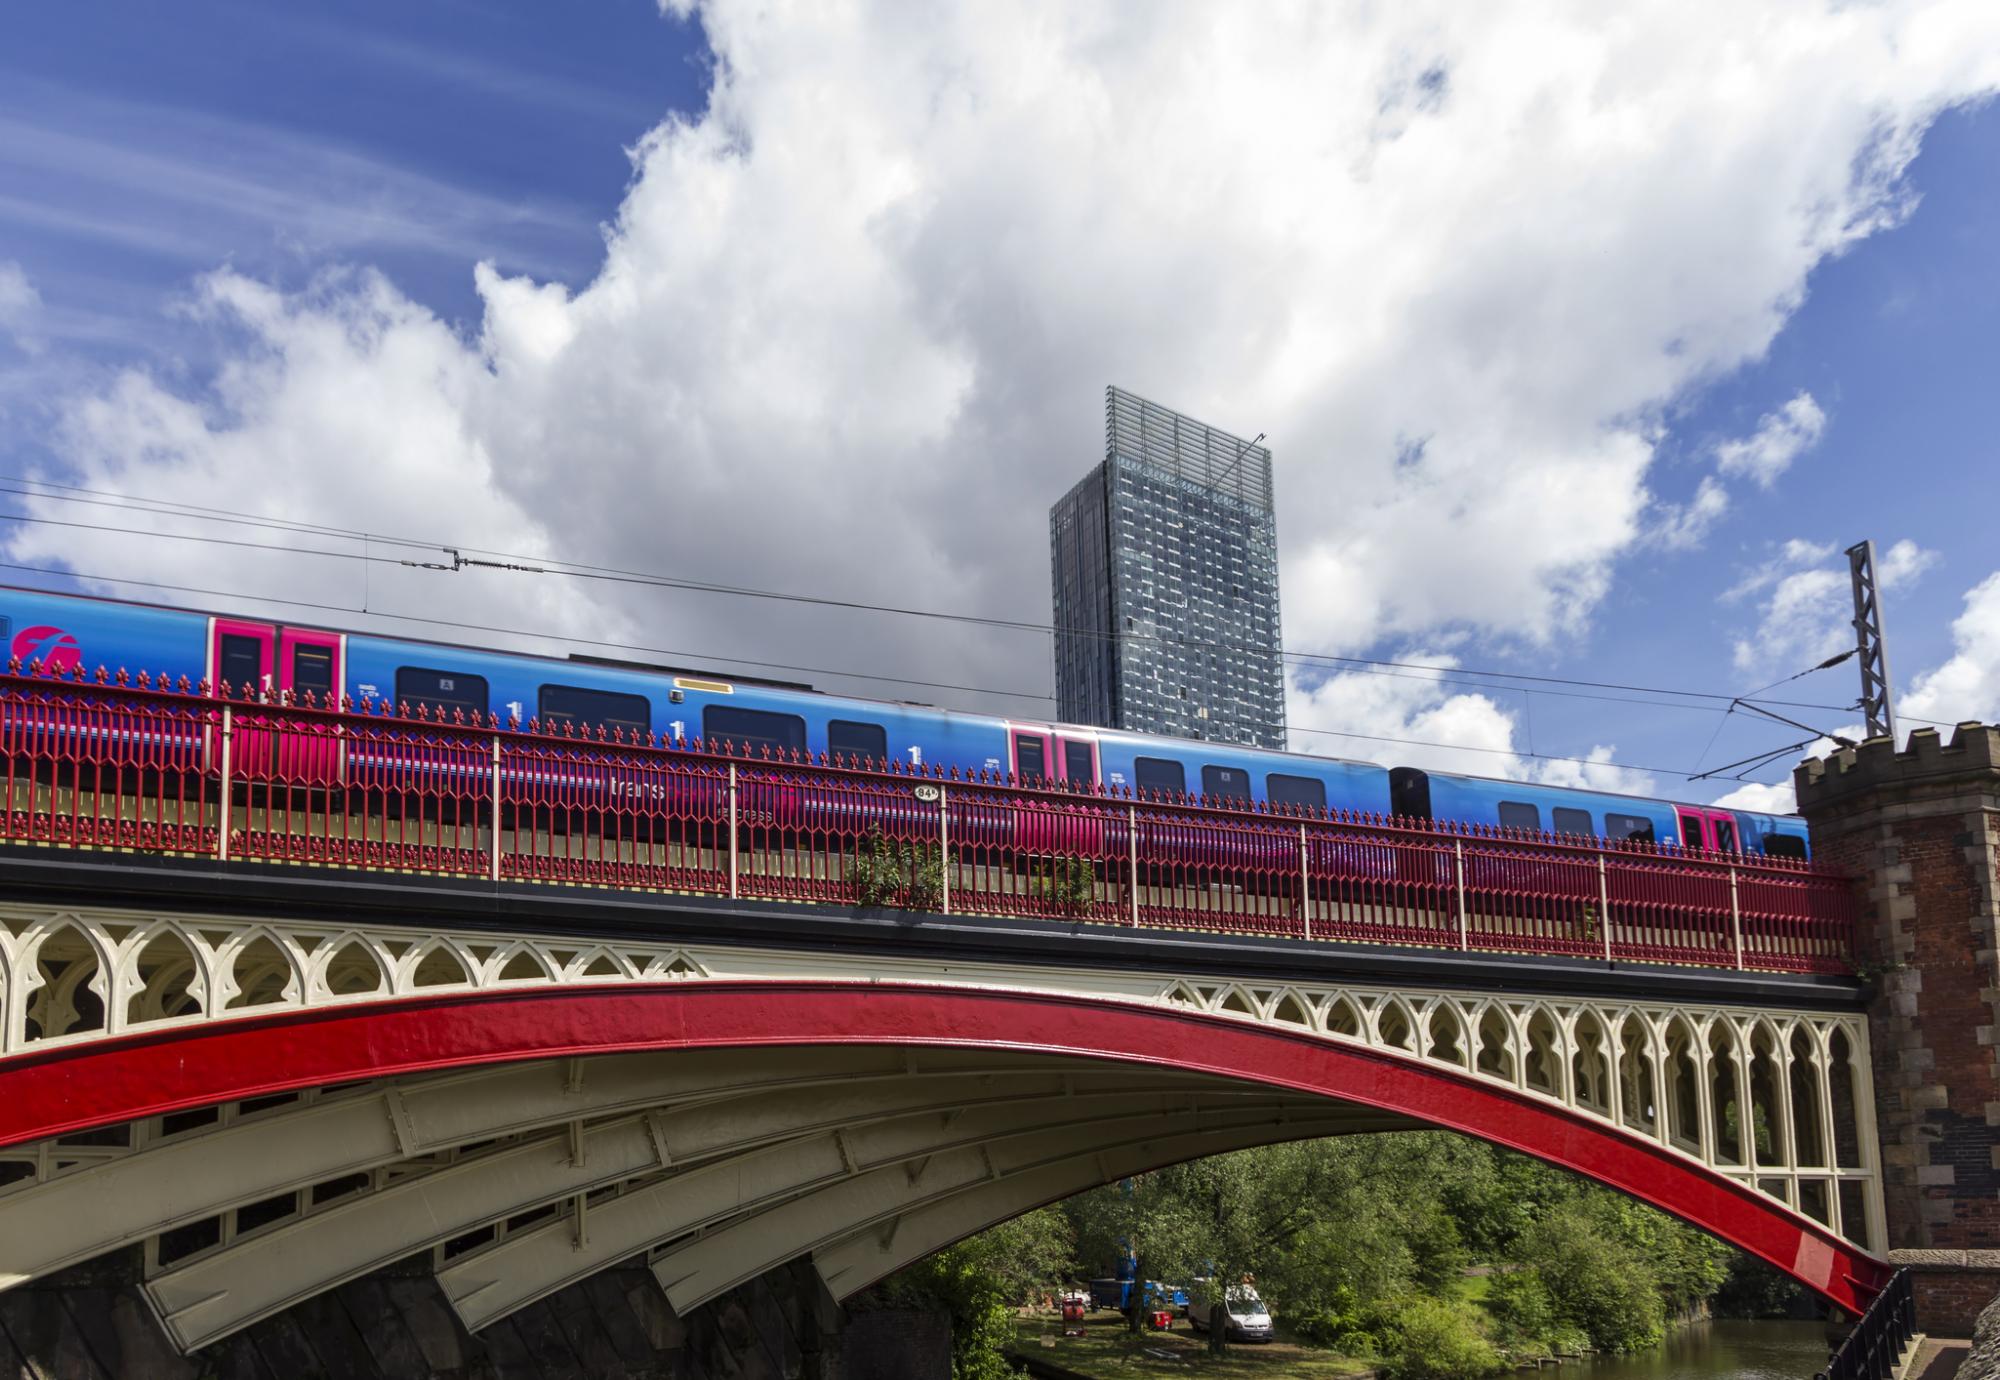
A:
[{"left": 3, "top": 582, "right": 1802, "bottom": 819}]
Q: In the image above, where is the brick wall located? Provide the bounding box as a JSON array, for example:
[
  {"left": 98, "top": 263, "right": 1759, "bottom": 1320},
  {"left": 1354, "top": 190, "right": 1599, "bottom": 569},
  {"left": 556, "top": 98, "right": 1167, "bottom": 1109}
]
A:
[{"left": 1797, "top": 725, "right": 2000, "bottom": 1335}]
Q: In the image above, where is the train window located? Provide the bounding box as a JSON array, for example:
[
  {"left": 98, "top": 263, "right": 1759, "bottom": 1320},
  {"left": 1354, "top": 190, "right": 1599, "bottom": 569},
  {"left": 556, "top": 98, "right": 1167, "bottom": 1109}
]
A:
[
  {"left": 1014, "top": 736, "right": 1046, "bottom": 781},
  {"left": 1498, "top": 801, "right": 1542, "bottom": 832},
  {"left": 1134, "top": 756, "right": 1186, "bottom": 796},
  {"left": 1763, "top": 832, "right": 1807, "bottom": 860},
  {"left": 1063, "top": 741, "right": 1094, "bottom": 784},
  {"left": 1201, "top": 765, "right": 1251, "bottom": 803},
  {"left": 1266, "top": 773, "right": 1327, "bottom": 810},
  {"left": 540, "top": 684, "right": 650, "bottom": 736},
  {"left": 827, "top": 719, "right": 887, "bottom": 763},
  {"left": 704, "top": 705, "right": 806, "bottom": 754},
  {"left": 1552, "top": 807, "right": 1594, "bottom": 838},
  {"left": 291, "top": 645, "right": 334, "bottom": 698},
  {"left": 219, "top": 634, "right": 264, "bottom": 692},
  {"left": 1713, "top": 818, "right": 1738, "bottom": 853},
  {"left": 395, "top": 667, "right": 489, "bottom": 718},
  {"left": 1389, "top": 767, "right": 1432, "bottom": 819},
  {"left": 1602, "top": 813, "right": 1653, "bottom": 844}
]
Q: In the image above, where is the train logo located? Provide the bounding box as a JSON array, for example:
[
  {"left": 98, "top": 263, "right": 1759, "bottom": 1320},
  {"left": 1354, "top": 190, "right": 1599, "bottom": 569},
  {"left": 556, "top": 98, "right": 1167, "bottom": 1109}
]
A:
[{"left": 10, "top": 625, "right": 82, "bottom": 673}]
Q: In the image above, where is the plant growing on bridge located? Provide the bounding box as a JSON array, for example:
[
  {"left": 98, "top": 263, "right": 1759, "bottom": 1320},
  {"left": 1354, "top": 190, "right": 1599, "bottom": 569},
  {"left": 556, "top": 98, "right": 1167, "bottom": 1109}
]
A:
[
  {"left": 1030, "top": 856, "right": 1096, "bottom": 914},
  {"left": 848, "top": 826, "right": 946, "bottom": 910}
]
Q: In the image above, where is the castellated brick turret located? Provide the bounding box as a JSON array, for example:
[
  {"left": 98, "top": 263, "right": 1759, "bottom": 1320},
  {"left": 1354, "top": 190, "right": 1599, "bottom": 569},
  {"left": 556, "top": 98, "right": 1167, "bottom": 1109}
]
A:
[{"left": 1797, "top": 724, "right": 2000, "bottom": 1333}]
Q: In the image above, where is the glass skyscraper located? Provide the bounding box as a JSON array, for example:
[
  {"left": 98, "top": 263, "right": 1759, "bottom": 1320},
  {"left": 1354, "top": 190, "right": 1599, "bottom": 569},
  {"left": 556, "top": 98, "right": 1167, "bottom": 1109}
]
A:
[{"left": 1049, "top": 386, "right": 1286, "bottom": 750}]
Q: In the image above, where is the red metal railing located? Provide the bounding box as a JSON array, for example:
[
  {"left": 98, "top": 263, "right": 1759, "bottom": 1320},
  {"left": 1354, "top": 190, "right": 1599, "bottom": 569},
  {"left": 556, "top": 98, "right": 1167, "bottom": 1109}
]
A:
[{"left": 0, "top": 665, "right": 1859, "bottom": 973}]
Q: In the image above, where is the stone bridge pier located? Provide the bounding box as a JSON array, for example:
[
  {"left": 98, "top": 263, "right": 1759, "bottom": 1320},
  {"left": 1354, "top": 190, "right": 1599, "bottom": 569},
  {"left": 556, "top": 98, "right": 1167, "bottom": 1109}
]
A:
[
  {"left": 1798, "top": 724, "right": 2000, "bottom": 1335},
  {"left": 0, "top": 1248, "right": 936, "bottom": 1380}
]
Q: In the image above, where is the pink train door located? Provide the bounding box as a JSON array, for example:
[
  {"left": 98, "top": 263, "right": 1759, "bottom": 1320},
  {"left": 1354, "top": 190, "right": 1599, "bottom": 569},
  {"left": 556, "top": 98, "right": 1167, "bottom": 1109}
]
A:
[
  {"left": 1055, "top": 733, "right": 1099, "bottom": 790},
  {"left": 1009, "top": 726, "right": 1053, "bottom": 786},
  {"left": 211, "top": 619, "right": 274, "bottom": 699},
  {"left": 210, "top": 621, "right": 343, "bottom": 778},
  {"left": 276, "top": 628, "right": 344, "bottom": 781},
  {"left": 211, "top": 619, "right": 277, "bottom": 778},
  {"left": 277, "top": 629, "right": 342, "bottom": 709},
  {"left": 1675, "top": 807, "right": 1740, "bottom": 854}
]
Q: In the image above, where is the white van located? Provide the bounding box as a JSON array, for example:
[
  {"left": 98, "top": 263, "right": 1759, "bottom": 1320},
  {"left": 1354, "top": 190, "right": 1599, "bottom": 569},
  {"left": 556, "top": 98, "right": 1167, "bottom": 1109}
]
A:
[{"left": 1186, "top": 1282, "right": 1274, "bottom": 1342}]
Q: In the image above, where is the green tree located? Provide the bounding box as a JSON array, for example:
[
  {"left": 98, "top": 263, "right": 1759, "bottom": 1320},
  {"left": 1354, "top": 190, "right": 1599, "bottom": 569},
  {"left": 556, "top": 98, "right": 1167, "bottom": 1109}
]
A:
[
  {"left": 1517, "top": 1202, "right": 1666, "bottom": 1352},
  {"left": 1068, "top": 1143, "right": 1345, "bottom": 1354},
  {"left": 1378, "top": 1296, "right": 1503, "bottom": 1380},
  {"left": 1056, "top": 1131, "right": 1743, "bottom": 1371},
  {"left": 1714, "top": 1253, "right": 1810, "bottom": 1318},
  {"left": 871, "top": 1209, "right": 1072, "bottom": 1380}
]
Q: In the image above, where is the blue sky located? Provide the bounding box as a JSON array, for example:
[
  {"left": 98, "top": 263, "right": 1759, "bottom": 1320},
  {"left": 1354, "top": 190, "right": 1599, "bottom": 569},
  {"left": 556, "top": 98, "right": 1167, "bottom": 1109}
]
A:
[
  {"left": 3, "top": 2, "right": 1999, "bottom": 810},
  {"left": 0, "top": 2, "right": 694, "bottom": 351},
  {"left": 1566, "top": 100, "right": 2000, "bottom": 784}
]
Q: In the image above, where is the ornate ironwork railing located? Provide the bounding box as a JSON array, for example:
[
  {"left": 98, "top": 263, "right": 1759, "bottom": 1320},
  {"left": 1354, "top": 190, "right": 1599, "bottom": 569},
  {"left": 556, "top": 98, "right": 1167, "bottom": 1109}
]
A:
[
  {"left": 1817, "top": 1269, "right": 1914, "bottom": 1380},
  {"left": 0, "top": 665, "right": 1858, "bottom": 973}
]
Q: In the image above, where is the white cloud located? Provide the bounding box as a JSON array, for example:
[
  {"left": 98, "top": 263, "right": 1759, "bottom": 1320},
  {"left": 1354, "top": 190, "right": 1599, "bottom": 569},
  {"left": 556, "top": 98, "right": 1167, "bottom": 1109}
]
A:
[
  {"left": 1287, "top": 660, "right": 1658, "bottom": 798},
  {"left": 1730, "top": 538, "right": 1935, "bottom": 678},
  {"left": 1709, "top": 779, "right": 1798, "bottom": 813},
  {"left": 36, "top": 269, "right": 607, "bottom": 652},
  {"left": 8, "top": 1, "right": 2000, "bottom": 711},
  {"left": 1715, "top": 391, "right": 1827, "bottom": 488},
  {"left": 1650, "top": 475, "right": 1730, "bottom": 550},
  {"left": 1901, "top": 570, "right": 2000, "bottom": 725},
  {"left": 0, "top": 261, "right": 41, "bottom": 354}
]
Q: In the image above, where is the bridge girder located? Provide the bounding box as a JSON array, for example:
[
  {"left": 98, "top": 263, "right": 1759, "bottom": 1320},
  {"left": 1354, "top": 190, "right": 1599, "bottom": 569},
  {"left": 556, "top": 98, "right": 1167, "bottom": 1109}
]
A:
[
  {"left": 148, "top": 1080, "right": 1300, "bottom": 1350},
  {"left": 0, "top": 900, "right": 1888, "bottom": 1347},
  {"left": 1, "top": 1045, "right": 1130, "bottom": 1287},
  {"left": 444, "top": 1101, "right": 1380, "bottom": 1332}
]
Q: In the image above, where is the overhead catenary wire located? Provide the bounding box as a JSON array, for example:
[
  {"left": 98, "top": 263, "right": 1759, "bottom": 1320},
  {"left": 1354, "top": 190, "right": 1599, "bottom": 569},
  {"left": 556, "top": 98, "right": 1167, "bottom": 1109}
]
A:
[
  {"left": 0, "top": 560, "right": 1054, "bottom": 704},
  {"left": 0, "top": 475, "right": 1897, "bottom": 781},
  {"left": 0, "top": 503, "right": 1823, "bottom": 723},
  {"left": 0, "top": 557, "right": 1823, "bottom": 785},
  {"left": 0, "top": 481, "right": 1901, "bottom": 719}
]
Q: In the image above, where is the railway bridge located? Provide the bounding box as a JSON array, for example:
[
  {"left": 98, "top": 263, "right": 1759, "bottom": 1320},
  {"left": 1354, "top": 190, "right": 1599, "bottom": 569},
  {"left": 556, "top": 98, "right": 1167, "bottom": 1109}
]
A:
[{"left": 0, "top": 665, "right": 1990, "bottom": 1377}]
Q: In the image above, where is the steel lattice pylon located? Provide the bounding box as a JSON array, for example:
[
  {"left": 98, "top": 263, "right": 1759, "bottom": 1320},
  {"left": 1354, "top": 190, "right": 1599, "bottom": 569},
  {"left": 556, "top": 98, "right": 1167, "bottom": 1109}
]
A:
[{"left": 1847, "top": 540, "right": 1898, "bottom": 742}]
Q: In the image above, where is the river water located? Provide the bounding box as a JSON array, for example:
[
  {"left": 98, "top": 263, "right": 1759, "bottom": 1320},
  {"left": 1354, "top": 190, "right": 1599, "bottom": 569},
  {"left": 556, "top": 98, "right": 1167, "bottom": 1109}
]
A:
[{"left": 1572, "top": 1321, "right": 1832, "bottom": 1380}]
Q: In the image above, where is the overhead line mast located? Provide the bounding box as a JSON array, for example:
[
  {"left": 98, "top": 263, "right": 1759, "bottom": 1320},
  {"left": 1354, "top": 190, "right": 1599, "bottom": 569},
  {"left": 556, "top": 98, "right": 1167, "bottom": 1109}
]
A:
[{"left": 1846, "top": 540, "right": 1898, "bottom": 743}]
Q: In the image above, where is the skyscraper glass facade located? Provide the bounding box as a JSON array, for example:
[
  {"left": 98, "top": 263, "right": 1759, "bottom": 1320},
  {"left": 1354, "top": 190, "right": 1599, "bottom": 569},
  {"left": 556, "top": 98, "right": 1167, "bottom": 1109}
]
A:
[{"left": 1050, "top": 386, "right": 1286, "bottom": 750}]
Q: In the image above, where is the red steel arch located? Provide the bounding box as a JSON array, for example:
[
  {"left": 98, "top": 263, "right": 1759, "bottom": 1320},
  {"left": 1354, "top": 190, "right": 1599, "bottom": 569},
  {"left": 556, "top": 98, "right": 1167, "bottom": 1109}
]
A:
[{"left": 0, "top": 981, "right": 1888, "bottom": 1313}]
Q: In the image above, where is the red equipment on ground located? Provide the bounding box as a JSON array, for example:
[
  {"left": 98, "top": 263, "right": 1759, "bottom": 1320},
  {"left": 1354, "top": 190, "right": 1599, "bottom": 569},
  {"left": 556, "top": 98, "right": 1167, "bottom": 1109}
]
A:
[{"left": 1060, "top": 1293, "right": 1087, "bottom": 1337}]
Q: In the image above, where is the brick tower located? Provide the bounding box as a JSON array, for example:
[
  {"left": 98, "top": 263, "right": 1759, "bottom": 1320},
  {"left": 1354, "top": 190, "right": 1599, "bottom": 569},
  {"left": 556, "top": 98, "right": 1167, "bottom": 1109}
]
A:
[{"left": 1796, "top": 725, "right": 2000, "bottom": 1332}]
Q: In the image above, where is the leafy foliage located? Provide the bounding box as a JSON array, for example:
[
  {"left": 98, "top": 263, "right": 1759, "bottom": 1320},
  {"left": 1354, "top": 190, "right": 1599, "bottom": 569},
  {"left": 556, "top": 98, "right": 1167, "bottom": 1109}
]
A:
[
  {"left": 848, "top": 826, "right": 945, "bottom": 909},
  {"left": 1714, "top": 1254, "right": 1811, "bottom": 1318},
  {"left": 871, "top": 1209, "right": 1071, "bottom": 1380},
  {"left": 1030, "top": 856, "right": 1096, "bottom": 913},
  {"left": 1062, "top": 1133, "right": 1747, "bottom": 1371},
  {"left": 1516, "top": 1203, "right": 1667, "bottom": 1352},
  {"left": 875, "top": 1131, "right": 1767, "bottom": 1380},
  {"left": 1376, "top": 1296, "right": 1503, "bottom": 1380}
]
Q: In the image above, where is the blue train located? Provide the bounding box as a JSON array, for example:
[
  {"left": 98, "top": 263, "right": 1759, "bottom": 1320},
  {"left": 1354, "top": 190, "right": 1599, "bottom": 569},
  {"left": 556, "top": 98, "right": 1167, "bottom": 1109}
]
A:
[{"left": 0, "top": 584, "right": 1809, "bottom": 857}]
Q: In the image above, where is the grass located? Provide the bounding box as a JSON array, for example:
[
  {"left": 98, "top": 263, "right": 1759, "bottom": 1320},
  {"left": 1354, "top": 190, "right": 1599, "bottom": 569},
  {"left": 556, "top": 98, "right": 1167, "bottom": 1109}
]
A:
[{"left": 1010, "top": 1308, "right": 1375, "bottom": 1378}]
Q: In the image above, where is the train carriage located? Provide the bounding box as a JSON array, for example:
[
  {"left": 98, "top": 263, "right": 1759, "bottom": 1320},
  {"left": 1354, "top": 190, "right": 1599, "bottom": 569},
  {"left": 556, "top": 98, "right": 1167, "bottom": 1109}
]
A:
[{"left": 1, "top": 584, "right": 1811, "bottom": 860}]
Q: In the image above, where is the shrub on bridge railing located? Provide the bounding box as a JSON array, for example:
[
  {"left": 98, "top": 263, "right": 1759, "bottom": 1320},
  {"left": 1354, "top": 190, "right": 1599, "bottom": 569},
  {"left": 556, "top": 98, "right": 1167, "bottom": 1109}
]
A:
[{"left": 847, "top": 825, "right": 944, "bottom": 909}]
